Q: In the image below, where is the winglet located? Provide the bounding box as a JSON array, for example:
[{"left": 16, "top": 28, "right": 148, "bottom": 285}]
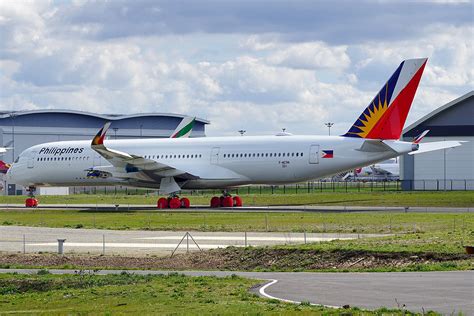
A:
[
  {"left": 413, "top": 130, "right": 429, "bottom": 144},
  {"left": 170, "top": 117, "right": 195, "bottom": 138},
  {"left": 92, "top": 122, "right": 111, "bottom": 146}
]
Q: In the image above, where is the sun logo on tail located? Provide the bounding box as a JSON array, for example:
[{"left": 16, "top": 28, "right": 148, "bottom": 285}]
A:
[
  {"left": 345, "top": 83, "right": 391, "bottom": 138},
  {"left": 353, "top": 90, "right": 389, "bottom": 138}
]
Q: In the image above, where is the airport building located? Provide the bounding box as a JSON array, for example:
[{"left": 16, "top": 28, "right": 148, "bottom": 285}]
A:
[
  {"left": 0, "top": 110, "right": 209, "bottom": 164},
  {"left": 400, "top": 91, "right": 474, "bottom": 190},
  {"left": 0, "top": 110, "right": 209, "bottom": 195}
]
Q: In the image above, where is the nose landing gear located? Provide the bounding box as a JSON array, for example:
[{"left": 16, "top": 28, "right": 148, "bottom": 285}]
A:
[{"left": 25, "top": 186, "right": 38, "bottom": 208}]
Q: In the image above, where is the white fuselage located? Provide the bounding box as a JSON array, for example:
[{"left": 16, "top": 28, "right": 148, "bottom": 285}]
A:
[{"left": 7, "top": 135, "right": 409, "bottom": 190}]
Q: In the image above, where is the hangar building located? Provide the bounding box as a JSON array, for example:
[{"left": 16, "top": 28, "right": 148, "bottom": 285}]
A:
[
  {"left": 400, "top": 91, "right": 473, "bottom": 190},
  {"left": 0, "top": 110, "right": 209, "bottom": 164}
]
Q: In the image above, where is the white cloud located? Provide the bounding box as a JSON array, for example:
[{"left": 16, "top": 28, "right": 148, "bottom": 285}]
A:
[
  {"left": 0, "top": 1, "right": 471, "bottom": 138},
  {"left": 267, "top": 42, "right": 350, "bottom": 70}
]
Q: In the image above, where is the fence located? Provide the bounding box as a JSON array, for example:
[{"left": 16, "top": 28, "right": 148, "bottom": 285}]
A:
[
  {"left": 68, "top": 179, "right": 474, "bottom": 196},
  {"left": 0, "top": 231, "right": 374, "bottom": 256}
]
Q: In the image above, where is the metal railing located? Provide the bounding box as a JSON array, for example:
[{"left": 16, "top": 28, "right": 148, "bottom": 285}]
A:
[{"left": 67, "top": 179, "right": 474, "bottom": 196}]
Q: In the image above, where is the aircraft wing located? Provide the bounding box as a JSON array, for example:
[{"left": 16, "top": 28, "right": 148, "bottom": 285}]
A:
[
  {"left": 0, "top": 147, "right": 12, "bottom": 155},
  {"left": 408, "top": 141, "right": 466, "bottom": 155},
  {"left": 91, "top": 122, "right": 244, "bottom": 183}
]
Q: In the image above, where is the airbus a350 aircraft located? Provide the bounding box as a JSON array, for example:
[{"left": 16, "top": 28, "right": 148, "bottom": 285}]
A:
[{"left": 6, "top": 58, "right": 464, "bottom": 208}]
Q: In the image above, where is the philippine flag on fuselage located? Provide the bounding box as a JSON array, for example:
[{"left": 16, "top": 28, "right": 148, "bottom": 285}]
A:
[{"left": 322, "top": 150, "right": 334, "bottom": 158}]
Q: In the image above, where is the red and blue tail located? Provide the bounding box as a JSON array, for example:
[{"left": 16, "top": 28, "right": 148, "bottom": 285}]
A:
[
  {"left": 344, "top": 58, "right": 427, "bottom": 140},
  {"left": 0, "top": 161, "right": 11, "bottom": 174}
]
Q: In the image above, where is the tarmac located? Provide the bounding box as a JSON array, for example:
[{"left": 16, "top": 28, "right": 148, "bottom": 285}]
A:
[
  {"left": 1, "top": 268, "right": 472, "bottom": 314},
  {"left": 0, "top": 203, "right": 472, "bottom": 213},
  {"left": 0, "top": 226, "right": 385, "bottom": 256}
]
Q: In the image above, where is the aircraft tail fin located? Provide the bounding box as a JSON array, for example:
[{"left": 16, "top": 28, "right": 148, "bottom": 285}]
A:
[
  {"left": 344, "top": 58, "right": 427, "bottom": 140},
  {"left": 0, "top": 161, "right": 11, "bottom": 174},
  {"left": 170, "top": 117, "right": 195, "bottom": 138}
]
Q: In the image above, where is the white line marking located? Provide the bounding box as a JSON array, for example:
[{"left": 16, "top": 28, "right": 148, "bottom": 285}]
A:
[
  {"left": 27, "top": 242, "right": 228, "bottom": 249},
  {"left": 136, "top": 236, "right": 353, "bottom": 241},
  {"left": 258, "top": 279, "right": 340, "bottom": 309}
]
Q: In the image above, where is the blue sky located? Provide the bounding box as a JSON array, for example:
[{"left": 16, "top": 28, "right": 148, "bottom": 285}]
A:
[{"left": 0, "top": 0, "right": 472, "bottom": 136}]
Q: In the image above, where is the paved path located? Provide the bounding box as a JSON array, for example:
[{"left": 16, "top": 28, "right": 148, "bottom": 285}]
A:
[
  {"left": 0, "top": 226, "right": 383, "bottom": 255},
  {"left": 1, "top": 203, "right": 472, "bottom": 213},
  {"left": 1, "top": 269, "right": 472, "bottom": 315}
]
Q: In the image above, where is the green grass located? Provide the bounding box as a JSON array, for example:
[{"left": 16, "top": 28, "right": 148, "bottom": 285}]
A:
[
  {"left": 282, "top": 230, "right": 474, "bottom": 254},
  {"left": 0, "top": 272, "right": 432, "bottom": 315},
  {"left": 1, "top": 191, "right": 473, "bottom": 207},
  {"left": 1, "top": 209, "right": 473, "bottom": 235}
]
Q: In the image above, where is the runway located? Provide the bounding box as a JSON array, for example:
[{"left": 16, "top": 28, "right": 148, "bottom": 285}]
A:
[
  {"left": 0, "top": 203, "right": 471, "bottom": 213},
  {"left": 0, "top": 226, "right": 384, "bottom": 255},
  {"left": 1, "top": 268, "right": 471, "bottom": 314}
]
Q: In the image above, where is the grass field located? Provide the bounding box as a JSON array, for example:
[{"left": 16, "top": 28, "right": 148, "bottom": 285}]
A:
[
  {"left": 1, "top": 209, "right": 472, "bottom": 234},
  {"left": 1, "top": 191, "right": 473, "bottom": 207},
  {"left": 1, "top": 209, "right": 473, "bottom": 255},
  {"left": 0, "top": 272, "right": 437, "bottom": 315}
]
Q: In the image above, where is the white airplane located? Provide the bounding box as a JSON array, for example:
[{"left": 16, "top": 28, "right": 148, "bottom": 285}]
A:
[
  {"left": 6, "top": 58, "right": 465, "bottom": 208},
  {"left": 342, "top": 158, "right": 399, "bottom": 181}
]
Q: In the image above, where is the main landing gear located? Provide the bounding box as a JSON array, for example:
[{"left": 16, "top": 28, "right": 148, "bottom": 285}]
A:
[
  {"left": 25, "top": 186, "right": 38, "bottom": 208},
  {"left": 157, "top": 194, "right": 190, "bottom": 209},
  {"left": 210, "top": 193, "right": 243, "bottom": 208}
]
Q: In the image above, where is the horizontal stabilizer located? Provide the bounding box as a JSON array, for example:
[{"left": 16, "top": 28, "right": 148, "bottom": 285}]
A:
[
  {"left": 357, "top": 140, "right": 396, "bottom": 153},
  {"left": 409, "top": 141, "right": 466, "bottom": 155}
]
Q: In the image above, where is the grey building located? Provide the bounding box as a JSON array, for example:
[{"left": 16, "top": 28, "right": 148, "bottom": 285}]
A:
[
  {"left": 400, "top": 91, "right": 473, "bottom": 190},
  {"left": 0, "top": 110, "right": 209, "bottom": 164}
]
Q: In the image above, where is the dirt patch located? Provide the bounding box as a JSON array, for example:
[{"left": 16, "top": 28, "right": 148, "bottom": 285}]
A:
[{"left": 0, "top": 248, "right": 471, "bottom": 271}]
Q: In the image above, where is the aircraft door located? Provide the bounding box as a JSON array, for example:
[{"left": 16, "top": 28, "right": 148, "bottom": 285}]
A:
[
  {"left": 309, "top": 145, "right": 319, "bottom": 164},
  {"left": 210, "top": 147, "right": 220, "bottom": 165},
  {"left": 27, "top": 151, "right": 37, "bottom": 168}
]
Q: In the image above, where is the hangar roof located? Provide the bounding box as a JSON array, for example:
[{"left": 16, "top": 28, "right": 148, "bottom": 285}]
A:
[
  {"left": 403, "top": 90, "right": 473, "bottom": 138},
  {"left": 0, "top": 109, "right": 209, "bottom": 124}
]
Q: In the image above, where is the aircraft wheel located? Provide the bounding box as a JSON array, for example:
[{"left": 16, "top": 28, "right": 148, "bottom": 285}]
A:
[
  {"left": 222, "top": 196, "right": 233, "bottom": 207},
  {"left": 210, "top": 196, "right": 220, "bottom": 208},
  {"left": 169, "top": 197, "right": 181, "bottom": 209},
  {"left": 233, "top": 196, "right": 243, "bottom": 207},
  {"left": 25, "top": 198, "right": 35, "bottom": 208},
  {"left": 180, "top": 197, "right": 190, "bottom": 208},
  {"left": 157, "top": 197, "right": 169, "bottom": 209}
]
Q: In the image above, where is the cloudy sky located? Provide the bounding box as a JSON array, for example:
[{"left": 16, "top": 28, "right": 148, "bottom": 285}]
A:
[{"left": 0, "top": 1, "right": 472, "bottom": 136}]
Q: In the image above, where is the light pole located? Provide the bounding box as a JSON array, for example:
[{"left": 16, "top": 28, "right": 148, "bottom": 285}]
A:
[
  {"left": 324, "top": 122, "right": 334, "bottom": 136},
  {"left": 238, "top": 130, "right": 246, "bottom": 136},
  {"left": 140, "top": 125, "right": 143, "bottom": 137},
  {"left": 9, "top": 113, "right": 15, "bottom": 162},
  {"left": 112, "top": 128, "right": 118, "bottom": 139}
]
